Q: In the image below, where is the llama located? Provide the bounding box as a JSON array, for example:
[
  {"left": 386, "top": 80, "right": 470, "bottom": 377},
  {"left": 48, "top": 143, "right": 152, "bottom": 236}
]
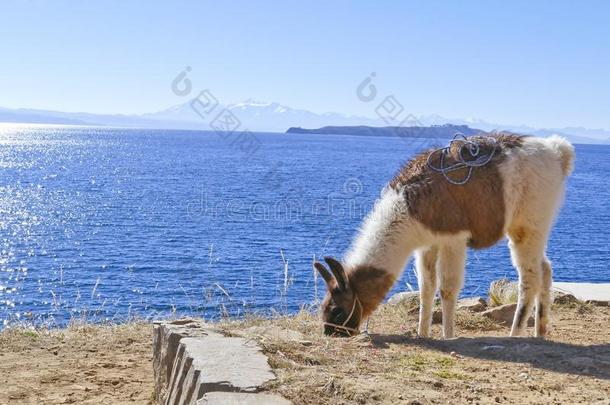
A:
[{"left": 314, "top": 133, "right": 574, "bottom": 339}]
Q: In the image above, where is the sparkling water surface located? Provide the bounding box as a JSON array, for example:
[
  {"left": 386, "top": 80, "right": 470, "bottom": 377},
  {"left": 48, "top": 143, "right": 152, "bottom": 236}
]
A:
[{"left": 0, "top": 125, "right": 608, "bottom": 327}]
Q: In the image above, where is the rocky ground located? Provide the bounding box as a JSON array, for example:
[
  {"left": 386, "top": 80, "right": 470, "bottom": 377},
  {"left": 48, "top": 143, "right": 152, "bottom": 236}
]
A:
[{"left": 0, "top": 296, "right": 608, "bottom": 404}]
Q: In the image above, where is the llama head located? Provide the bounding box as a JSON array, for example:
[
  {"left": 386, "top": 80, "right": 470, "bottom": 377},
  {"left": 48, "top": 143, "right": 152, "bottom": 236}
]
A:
[{"left": 314, "top": 257, "right": 362, "bottom": 337}]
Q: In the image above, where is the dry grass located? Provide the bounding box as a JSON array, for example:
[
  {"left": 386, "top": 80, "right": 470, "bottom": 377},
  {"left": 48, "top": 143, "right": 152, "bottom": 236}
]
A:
[
  {"left": 219, "top": 302, "right": 610, "bottom": 405},
  {"left": 488, "top": 278, "right": 519, "bottom": 307},
  {"left": 454, "top": 309, "right": 498, "bottom": 331}
]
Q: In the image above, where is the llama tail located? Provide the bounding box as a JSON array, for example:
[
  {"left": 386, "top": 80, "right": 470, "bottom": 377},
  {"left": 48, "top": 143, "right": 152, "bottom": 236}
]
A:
[{"left": 546, "top": 135, "right": 575, "bottom": 177}]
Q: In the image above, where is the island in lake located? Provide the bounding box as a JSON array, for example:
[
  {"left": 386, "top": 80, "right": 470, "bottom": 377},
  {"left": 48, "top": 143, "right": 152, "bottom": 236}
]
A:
[{"left": 286, "top": 124, "right": 481, "bottom": 138}]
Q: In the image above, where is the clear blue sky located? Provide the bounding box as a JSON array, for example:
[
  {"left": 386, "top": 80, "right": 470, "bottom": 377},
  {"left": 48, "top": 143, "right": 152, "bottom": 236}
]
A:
[{"left": 1, "top": 0, "right": 609, "bottom": 129}]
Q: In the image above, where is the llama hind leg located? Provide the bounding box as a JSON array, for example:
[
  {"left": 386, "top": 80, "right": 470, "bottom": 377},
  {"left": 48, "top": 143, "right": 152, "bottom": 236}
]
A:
[
  {"left": 508, "top": 228, "right": 546, "bottom": 337},
  {"left": 438, "top": 240, "right": 466, "bottom": 339},
  {"left": 536, "top": 257, "right": 553, "bottom": 337},
  {"left": 416, "top": 246, "right": 438, "bottom": 337}
]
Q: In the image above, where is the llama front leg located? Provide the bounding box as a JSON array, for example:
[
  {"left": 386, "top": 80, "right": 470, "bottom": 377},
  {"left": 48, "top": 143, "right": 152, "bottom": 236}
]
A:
[
  {"left": 535, "top": 257, "right": 553, "bottom": 337},
  {"left": 416, "top": 246, "right": 438, "bottom": 337},
  {"left": 438, "top": 241, "right": 466, "bottom": 339}
]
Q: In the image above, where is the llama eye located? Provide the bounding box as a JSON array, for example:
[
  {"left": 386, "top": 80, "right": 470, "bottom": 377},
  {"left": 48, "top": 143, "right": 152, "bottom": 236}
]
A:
[{"left": 330, "top": 307, "right": 345, "bottom": 321}]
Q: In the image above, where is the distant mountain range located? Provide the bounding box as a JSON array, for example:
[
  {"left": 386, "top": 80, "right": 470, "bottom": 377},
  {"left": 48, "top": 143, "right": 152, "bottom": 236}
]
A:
[{"left": 1, "top": 100, "right": 609, "bottom": 145}]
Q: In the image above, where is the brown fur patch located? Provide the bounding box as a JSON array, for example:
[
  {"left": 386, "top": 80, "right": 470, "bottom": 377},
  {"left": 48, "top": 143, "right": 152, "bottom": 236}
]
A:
[
  {"left": 509, "top": 226, "right": 528, "bottom": 244},
  {"left": 390, "top": 133, "right": 525, "bottom": 249},
  {"left": 348, "top": 265, "right": 396, "bottom": 319}
]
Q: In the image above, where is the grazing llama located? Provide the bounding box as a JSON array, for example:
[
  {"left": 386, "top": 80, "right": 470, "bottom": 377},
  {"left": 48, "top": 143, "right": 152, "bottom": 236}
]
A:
[{"left": 314, "top": 133, "right": 574, "bottom": 339}]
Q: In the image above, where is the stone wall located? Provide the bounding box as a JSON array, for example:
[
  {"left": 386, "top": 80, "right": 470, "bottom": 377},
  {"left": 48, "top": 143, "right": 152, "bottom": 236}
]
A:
[{"left": 153, "top": 319, "right": 290, "bottom": 405}]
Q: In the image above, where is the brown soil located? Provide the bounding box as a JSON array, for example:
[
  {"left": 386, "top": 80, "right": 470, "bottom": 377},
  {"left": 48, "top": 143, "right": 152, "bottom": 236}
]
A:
[
  {"left": 0, "top": 322, "right": 154, "bottom": 404},
  {"left": 0, "top": 303, "right": 608, "bottom": 404}
]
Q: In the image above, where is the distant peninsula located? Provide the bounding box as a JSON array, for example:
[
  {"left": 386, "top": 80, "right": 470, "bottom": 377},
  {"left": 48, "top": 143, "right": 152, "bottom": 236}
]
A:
[{"left": 286, "top": 124, "right": 481, "bottom": 138}]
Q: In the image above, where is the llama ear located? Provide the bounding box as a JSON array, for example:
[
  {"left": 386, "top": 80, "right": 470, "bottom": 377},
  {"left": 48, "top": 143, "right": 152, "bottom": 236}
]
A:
[
  {"left": 313, "top": 261, "right": 334, "bottom": 285},
  {"left": 324, "top": 257, "right": 348, "bottom": 292}
]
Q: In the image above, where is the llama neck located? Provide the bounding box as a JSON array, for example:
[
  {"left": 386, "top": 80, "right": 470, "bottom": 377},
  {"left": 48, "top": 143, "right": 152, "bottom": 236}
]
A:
[{"left": 343, "top": 188, "right": 422, "bottom": 279}]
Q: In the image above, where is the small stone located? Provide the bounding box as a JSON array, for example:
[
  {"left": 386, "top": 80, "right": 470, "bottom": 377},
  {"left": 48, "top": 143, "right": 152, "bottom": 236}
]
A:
[
  {"left": 432, "top": 309, "right": 443, "bottom": 324},
  {"left": 433, "top": 381, "right": 444, "bottom": 388},
  {"left": 495, "top": 396, "right": 501, "bottom": 403},
  {"left": 481, "top": 304, "right": 534, "bottom": 326},
  {"left": 457, "top": 297, "right": 488, "bottom": 312}
]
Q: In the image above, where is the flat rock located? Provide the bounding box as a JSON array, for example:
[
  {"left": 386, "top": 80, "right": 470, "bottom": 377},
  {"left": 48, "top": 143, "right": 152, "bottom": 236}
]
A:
[
  {"left": 198, "top": 392, "right": 291, "bottom": 404},
  {"left": 481, "top": 303, "right": 534, "bottom": 326},
  {"left": 240, "top": 325, "right": 306, "bottom": 342},
  {"left": 153, "top": 319, "right": 286, "bottom": 404},
  {"left": 457, "top": 297, "right": 487, "bottom": 312},
  {"left": 387, "top": 291, "right": 419, "bottom": 306}
]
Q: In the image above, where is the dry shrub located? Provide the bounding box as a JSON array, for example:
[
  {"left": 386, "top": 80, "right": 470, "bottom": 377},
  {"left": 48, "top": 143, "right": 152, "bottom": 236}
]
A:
[{"left": 488, "top": 278, "right": 519, "bottom": 306}]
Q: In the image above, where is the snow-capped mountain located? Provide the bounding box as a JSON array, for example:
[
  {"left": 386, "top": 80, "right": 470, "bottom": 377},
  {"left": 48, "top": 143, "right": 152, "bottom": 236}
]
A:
[
  {"left": 141, "top": 99, "right": 381, "bottom": 132},
  {"left": 1, "top": 101, "right": 609, "bottom": 144}
]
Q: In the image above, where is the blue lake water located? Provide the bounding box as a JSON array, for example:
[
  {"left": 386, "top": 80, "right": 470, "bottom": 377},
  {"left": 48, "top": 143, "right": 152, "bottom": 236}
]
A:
[{"left": 0, "top": 126, "right": 608, "bottom": 328}]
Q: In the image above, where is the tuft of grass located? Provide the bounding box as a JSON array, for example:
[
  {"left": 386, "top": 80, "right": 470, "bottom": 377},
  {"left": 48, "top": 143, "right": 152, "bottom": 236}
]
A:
[
  {"left": 488, "top": 278, "right": 519, "bottom": 307},
  {"left": 401, "top": 353, "right": 430, "bottom": 371},
  {"left": 401, "top": 353, "right": 456, "bottom": 371},
  {"left": 434, "top": 369, "right": 470, "bottom": 380},
  {"left": 456, "top": 310, "right": 499, "bottom": 331},
  {"left": 401, "top": 353, "right": 469, "bottom": 381},
  {"left": 22, "top": 330, "right": 38, "bottom": 339}
]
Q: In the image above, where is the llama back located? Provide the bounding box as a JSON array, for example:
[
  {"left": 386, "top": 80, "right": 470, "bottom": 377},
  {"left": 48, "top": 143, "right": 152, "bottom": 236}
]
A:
[
  {"left": 499, "top": 135, "right": 575, "bottom": 232},
  {"left": 506, "top": 135, "right": 575, "bottom": 181}
]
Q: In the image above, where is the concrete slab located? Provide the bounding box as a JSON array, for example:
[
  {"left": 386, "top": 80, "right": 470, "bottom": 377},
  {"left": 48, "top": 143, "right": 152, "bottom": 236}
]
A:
[{"left": 553, "top": 282, "right": 610, "bottom": 303}]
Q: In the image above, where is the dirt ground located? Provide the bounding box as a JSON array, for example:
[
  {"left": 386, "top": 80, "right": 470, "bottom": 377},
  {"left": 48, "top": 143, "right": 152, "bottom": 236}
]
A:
[
  {"left": 0, "top": 302, "right": 608, "bottom": 404},
  {"left": 0, "top": 322, "right": 154, "bottom": 404}
]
